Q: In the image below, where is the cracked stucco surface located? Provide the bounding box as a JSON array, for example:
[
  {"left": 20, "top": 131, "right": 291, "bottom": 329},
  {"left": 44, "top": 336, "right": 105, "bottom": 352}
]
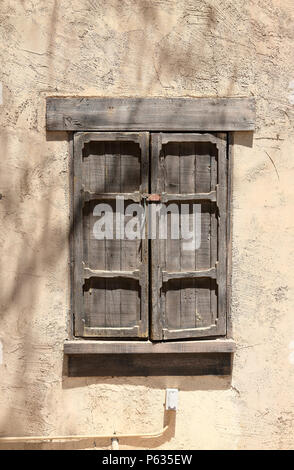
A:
[{"left": 0, "top": 0, "right": 294, "bottom": 449}]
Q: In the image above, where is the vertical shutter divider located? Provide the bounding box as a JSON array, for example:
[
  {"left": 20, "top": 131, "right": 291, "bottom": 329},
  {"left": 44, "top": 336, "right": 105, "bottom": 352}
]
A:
[
  {"left": 151, "top": 133, "right": 163, "bottom": 340},
  {"left": 73, "top": 133, "right": 86, "bottom": 336},
  {"left": 215, "top": 135, "right": 227, "bottom": 333}
]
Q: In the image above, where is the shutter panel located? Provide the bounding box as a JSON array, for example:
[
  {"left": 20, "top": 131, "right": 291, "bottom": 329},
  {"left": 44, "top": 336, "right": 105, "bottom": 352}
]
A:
[
  {"left": 73, "top": 132, "right": 149, "bottom": 338},
  {"left": 151, "top": 133, "right": 227, "bottom": 340}
]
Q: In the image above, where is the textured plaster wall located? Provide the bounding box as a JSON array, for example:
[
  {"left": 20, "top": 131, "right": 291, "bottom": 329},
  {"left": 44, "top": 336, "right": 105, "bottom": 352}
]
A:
[{"left": 0, "top": 0, "right": 294, "bottom": 450}]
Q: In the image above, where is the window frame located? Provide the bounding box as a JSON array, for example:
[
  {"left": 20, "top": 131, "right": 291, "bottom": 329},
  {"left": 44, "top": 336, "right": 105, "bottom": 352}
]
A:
[
  {"left": 45, "top": 97, "right": 255, "bottom": 374},
  {"left": 71, "top": 131, "right": 229, "bottom": 342}
]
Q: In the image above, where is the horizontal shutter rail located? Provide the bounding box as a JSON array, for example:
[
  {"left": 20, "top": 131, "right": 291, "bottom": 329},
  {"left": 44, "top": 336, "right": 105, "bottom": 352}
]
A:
[
  {"left": 162, "top": 266, "right": 217, "bottom": 282},
  {"left": 161, "top": 190, "right": 216, "bottom": 203},
  {"left": 159, "top": 134, "right": 226, "bottom": 161},
  {"left": 163, "top": 325, "right": 218, "bottom": 340},
  {"left": 160, "top": 133, "right": 224, "bottom": 145},
  {"left": 83, "top": 189, "right": 220, "bottom": 204},
  {"left": 83, "top": 326, "right": 140, "bottom": 338},
  {"left": 83, "top": 266, "right": 140, "bottom": 281},
  {"left": 76, "top": 131, "right": 146, "bottom": 147},
  {"left": 82, "top": 189, "right": 141, "bottom": 203}
]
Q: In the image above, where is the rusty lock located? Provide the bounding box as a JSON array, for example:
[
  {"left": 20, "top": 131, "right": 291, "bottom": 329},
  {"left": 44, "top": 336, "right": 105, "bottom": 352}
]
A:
[{"left": 146, "top": 193, "right": 161, "bottom": 202}]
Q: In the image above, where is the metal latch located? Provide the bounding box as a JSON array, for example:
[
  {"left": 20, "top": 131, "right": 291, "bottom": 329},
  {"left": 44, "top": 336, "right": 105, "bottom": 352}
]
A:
[{"left": 146, "top": 193, "right": 161, "bottom": 202}]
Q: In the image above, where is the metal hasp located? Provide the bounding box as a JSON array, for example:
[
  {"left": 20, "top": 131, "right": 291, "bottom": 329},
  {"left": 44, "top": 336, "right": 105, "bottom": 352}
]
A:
[{"left": 147, "top": 193, "right": 161, "bottom": 202}]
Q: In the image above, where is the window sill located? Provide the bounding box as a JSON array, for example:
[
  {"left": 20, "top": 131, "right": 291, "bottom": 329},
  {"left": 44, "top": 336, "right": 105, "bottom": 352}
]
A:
[
  {"left": 64, "top": 339, "right": 235, "bottom": 355},
  {"left": 64, "top": 339, "right": 235, "bottom": 377}
]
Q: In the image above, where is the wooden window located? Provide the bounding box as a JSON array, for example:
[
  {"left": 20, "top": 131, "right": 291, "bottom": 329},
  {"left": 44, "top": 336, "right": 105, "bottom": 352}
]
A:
[
  {"left": 73, "top": 131, "right": 228, "bottom": 341},
  {"left": 46, "top": 96, "right": 256, "bottom": 373}
]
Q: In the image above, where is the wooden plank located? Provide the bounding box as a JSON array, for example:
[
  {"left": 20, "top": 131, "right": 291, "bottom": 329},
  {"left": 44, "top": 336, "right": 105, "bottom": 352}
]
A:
[
  {"left": 120, "top": 203, "right": 140, "bottom": 328},
  {"left": 73, "top": 134, "right": 86, "bottom": 336},
  {"left": 162, "top": 267, "right": 216, "bottom": 281},
  {"left": 83, "top": 278, "right": 141, "bottom": 335},
  {"left": 76, "top": 131, "right": 144, "bottom": 143},
  {"left": 68, "top": 353, "right": 233, "bottom": 376},
  {"left": 121, "top": 142, "right": 141, "bottom": 192},
  {"left": 163, "top": 322, "right": 218, "bottom": 339},
  {"left": 180, "top": 143, "right": 197, "bottom": 329},
  {"left": 82, "top": 140, "right": 105, "bottom": 193},
  {"left": 104, "top": 141, "right": 121, "bottom": 328},
  {"left": 137, "top": 132, "right": 149, "bottom": 336},
  {"left": 216, "top": 134, "right": 228, "bottom": 334},
  {"left": 195, "top": 142, "right": 213, "bottom": 329},
  {"left": 150, "top": 134, "right": 164, "bottom": 340},
  {"left": 64, "top": 339, "right": 236, "bottom": 354},
  {"left": 165, "top": 143, "right": 181, "bottom": 332},
  {"left": 160, "top": 133, "right": 225, "bottom": 144},
  {"left": 83, "top": 191, "right": 141, "bottom": 203},
  {"left": 83, "top": 201, "right": 106, "bottom": 328},
  {"left": 210, "top": 146, "right": 218, "bottom": 326},
  {"left": 162, "top": 191, "right": 216, "bottom": 202},
  {"left": 47, "top": 97, "right": 255, "bottom": 131},
  {"left": 83, "top": 267, "right": 140, "bottom": 280},
  {"left": 226, "top": 133, "right": 234, "bottom": 338},
  {"left": 115, "top": 141, "right": 140, "bottom": 329},
  {"left": 83, "top": 326, "right": 139, "bottom": 338},
  {"left": 68, "top": 132, "right": 75, "bottom": 339}
]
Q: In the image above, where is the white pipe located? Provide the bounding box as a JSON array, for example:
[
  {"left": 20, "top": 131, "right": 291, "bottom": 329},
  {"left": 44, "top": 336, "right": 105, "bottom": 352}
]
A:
[{"left": 0, "top": 424, "right": 169, "bottom": 443}]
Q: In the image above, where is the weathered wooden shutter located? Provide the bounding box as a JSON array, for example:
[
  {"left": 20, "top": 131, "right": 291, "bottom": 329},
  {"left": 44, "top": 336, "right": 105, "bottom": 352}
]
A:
[
  {"left": 151, "top": 133, "right": 227, "bottom": 340},
  {"left": 73, "top": 132, "right": 149, "bottom": 338}
]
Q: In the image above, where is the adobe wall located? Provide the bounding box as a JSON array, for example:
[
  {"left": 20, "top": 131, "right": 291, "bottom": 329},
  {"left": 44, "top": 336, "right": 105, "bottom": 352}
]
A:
[{"left": 0, "top": 0, "right": 294, "bottom": 449}]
